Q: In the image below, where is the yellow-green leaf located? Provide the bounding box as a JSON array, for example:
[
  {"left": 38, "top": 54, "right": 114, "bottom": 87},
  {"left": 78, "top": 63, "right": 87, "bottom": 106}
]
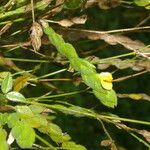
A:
[
  {"left": 0, "top": 128, "right": 9, "bottom": 150},
  {"left": 98, "top": 72, "right": 113, "bottom": 90},
  {"left": 11, "top": 121, "right": 35, "bottom": 148},
  {"left": 13, "top": 75, "right": 31, "bottom": 92},
  {"left": 6, "top": 91, "right": 26, "bottom": 102},
  {"left": 1, "top": 72, "right": 13, "bottom": 94}
]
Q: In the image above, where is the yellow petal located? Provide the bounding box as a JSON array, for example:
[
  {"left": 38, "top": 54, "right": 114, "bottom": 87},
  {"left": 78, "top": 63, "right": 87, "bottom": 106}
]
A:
[{"left": 99, "top": 72, "right": 113, "bottom": 90}]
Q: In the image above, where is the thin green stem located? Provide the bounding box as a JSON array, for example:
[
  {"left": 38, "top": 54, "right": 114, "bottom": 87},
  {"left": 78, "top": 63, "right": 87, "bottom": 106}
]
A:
[
  {"left": 35, "top": 134, "right": 55, "bottom": 149},
  {"left": 4, "top": 57, "right": 49, "bottom": 63},
  {"left": 130, "top": 133, "right": 150, "bottom": 148},
  {"left": 27, "top": 90, "right": 86, "bottom": 101},
  {"left": 91, "top": 52, "right": 135, "bottom": 64},
  {"left": 31, "top": 0, "right": 35, "bottom": 23},
  {"left": 99, "top": 115, "right": 150, "bottom": 125},
  {"left": 98, "top": 118, "right": 113, "bottom": 141},
  {"left": 0, "top": 18, "right": 25, "bottom": 25},
  {"left": 21, "top": 100, "right": 150, "bottom": 126},
  {"left": 37, "top": 69, "right": 67, "bottom": 79}
]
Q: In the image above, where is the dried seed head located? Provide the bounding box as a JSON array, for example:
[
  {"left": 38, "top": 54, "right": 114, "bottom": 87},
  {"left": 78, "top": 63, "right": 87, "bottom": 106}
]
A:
[{"left": 30, "top": 22, "right": 43, "bottom": 51}]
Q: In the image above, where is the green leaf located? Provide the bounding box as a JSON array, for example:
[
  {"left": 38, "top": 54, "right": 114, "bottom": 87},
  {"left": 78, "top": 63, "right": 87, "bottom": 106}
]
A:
[
  {"left": 11, "top": 121, "right": 35, "bottom": 148},
  {"left": 1, "top": 72, "right": 12, "bottom": 94},
  {"left": 0, "top": 93, "right": 7, "bottom": 105},
  {"left": 6, "top": 91, "right": 26, "bottom": 102},
  {"left": 0, "top": 113, "right": 8, "bottom": 126},
  {"left": 7, "top": 113, "right": 20, "bottom": 128},
  {"left": 134, "top": 0, "right": 150, "bottom": 9},
  {"left": 64, "top": 0, "right": 82, "bottom": 9},
  {"left": 13, "top": 74, "right": 31, "bottom": 92},
  {"left": 38, "top": 123, "right": 71, "bottom": 143},
  {"left": 0, "top": 128, "right": 9, "bottom": 150},
  {"left": 93, "top": 89, "right": 117, "bottom": 108},
  {"left": 16, "top": 106, "right": 33, "bottom": 115},
  {"left": 16, "top": 106, "right": 48, "bottom": 128},
  {"left": 29, "top": 105, "right": 46, "bottom": 114},
  {"left": 62, "top": 141, "right": 87, "bottom": 150}
]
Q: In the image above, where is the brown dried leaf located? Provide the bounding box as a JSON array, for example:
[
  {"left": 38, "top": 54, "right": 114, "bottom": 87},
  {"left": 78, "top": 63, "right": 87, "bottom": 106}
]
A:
[
  {"left": 47, "top": 15, "right": 87, "bottom": 27},
  {"left": 58, "top": 28, "right": 150, "bottom": 54},
  {"left": 101, "top": 139, "right": 117, "bottom": 150},
  {"left": 30, "top": 22, "right": 43, "bottom": 51},
  {"left": 138, "top": 130, "right": 150, "bottom": 143},
  {"left": 0, "top": 54, "right": 19, "bottom": 70},
  {"left": 98, "top": 0, "right": 120, "bottom": 9},
  {"left": 101, "top": 139, "right": 112, "bottom": 147},
  {"left": 89, "top": 56, "right": 150, "bottom": 71},
  {"left": 51, "top": 0, "right": 64, "bottom": 16}
]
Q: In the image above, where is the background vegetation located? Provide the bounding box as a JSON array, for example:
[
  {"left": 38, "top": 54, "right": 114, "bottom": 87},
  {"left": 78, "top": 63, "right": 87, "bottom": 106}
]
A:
[{"left": 0, "top": 0, "right": 149, "bottom": 150}]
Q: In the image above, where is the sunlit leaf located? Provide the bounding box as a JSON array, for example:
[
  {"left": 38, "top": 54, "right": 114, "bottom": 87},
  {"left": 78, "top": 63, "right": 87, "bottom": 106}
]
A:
[
  {"left": 7, "top": 113, "right": 20, "bottom": 128},
  {"left": 38, "top": 123, "right": 71, "bottom": 143},
  {"left": 62, "top": 141, "right": 87, "bottom": 150},
  {"left": 13, "top": 74, "right": 31, "bottom": 92},
  {"left": 94, "top": 89, "right": 117, "bottom": 108},
  {"left": 98, "top": 72, "right": 113, "bottom": 90},
  {"left": 134, "top": 0, "right": 150, "bottom": 9},
  {"left": 1, "top": 72, "right": 12, "bottom": 94},
  {"left": 0, "top": 128, "right": 9, "bottom": 150},
  {"left": 6, "top": 91, "right": 26, "bottom": 102},
  {"left": 0, "top": 113, "right": 8, "bottom": 126},
  {"left": 11, "top": 121, "right": 35, "bottom": 148},
  {"left": 117, "top": 93, "right": 150, "bottom": 101}
]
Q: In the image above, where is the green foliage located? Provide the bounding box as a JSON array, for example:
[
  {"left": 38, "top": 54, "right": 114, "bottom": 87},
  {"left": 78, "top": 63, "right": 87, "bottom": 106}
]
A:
[
  {"left": 134, "top": 0, "right": 150, "bottom": 9},
  {"left": 64, "top": 0, "right": 82, "bottom": 9},
  {"left": 6, "top": 91, "right": 26, "bottom": 102},
  {"left": 0, "top": 128, "right": 9, "bottom": 150},
  {"left": 0, "top": 0, "right": 149, "bottom": 149},
  {"left": 11, "top": 121, "right": 35, "bottom": 148},
  {"left": 1, "top": 72, "right": 12, "bottom": 94},
  {"left": 41, "top": 20, "right": 117, "bottom": 108}
]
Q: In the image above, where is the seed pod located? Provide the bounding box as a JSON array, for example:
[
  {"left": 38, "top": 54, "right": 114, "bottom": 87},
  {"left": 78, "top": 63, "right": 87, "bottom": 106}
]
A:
[{"left": 30, "top": 22, "right": 43, "bottom": 51}]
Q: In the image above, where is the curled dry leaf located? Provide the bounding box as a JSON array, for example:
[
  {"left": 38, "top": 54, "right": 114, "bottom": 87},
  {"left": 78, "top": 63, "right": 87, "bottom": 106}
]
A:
[
  {"left": 116, "top": 122, "right": 150, "bottom": 143},
  {"left": 90, "top": 57, "right": 150, "bottom": 71},
  {"left": 51, "top": 0, "right": 64, "bottom": 16},
  {"left": 138, "top": 130, "right": 150, "bottom": 143},
  {"left": 46, "top": 15, "right": 87, "bottom": 27},
  {"left": 30, "top": 22, "right": 43, "bottom": 51},
  {"left": 101, "top": 139, "right": 117, "bottom": 150},
  {"left": 85, "top": 0, "right": 120, "bottom": 9},
  {"left": 117, "top": 93, "right": 150, "bottom": 101},
  {"left": 13, "top": 74, "right": 33, "bottom": 92},
  {"left": 58, "top": 28, "right": 150, "bottom": 56},
  {"left": 98, "top": 0, "right": 120, "bottom": 9},
  {"left": 101, "top": 139, "right": 112, "bottom": 147}
]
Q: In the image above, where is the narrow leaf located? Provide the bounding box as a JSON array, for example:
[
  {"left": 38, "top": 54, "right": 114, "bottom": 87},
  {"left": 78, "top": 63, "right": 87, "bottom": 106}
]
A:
[{"left": 1, "top": 72, "right": 12, "bottom": 94}]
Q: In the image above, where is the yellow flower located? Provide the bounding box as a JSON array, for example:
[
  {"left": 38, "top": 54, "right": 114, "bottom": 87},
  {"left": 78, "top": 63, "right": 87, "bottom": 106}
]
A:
[{"left": 99, "top": 72, "right": 113, "bottom": 90}]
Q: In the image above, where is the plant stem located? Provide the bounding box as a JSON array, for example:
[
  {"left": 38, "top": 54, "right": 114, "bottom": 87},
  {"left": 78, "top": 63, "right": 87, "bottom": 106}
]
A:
[
  {"left": 36, "top": 134, "right": 55, "bottom": 149},
  {"left": 28, "top": 90, "right": 86, "bottom": 101},
  {"left": 4, "top": 57, "right": 49, "bottom": 63},
  {"left": 99, "top": 115, "right": 150, "bottom": 125},
  {"left": 37, "top": 69, "right": 67, "bottom": 79},
  {"left": 130, "top": 133, "right": 150, "bottom": 148}
]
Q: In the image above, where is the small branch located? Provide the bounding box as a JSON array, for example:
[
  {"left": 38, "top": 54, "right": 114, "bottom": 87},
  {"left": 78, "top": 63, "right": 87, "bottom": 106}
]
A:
[
  {"left": 31, "top": 0, "right": 35, "bottom": 23},
  {"left": 113, "top": 70, "right": 148, "bottom": 83}
]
